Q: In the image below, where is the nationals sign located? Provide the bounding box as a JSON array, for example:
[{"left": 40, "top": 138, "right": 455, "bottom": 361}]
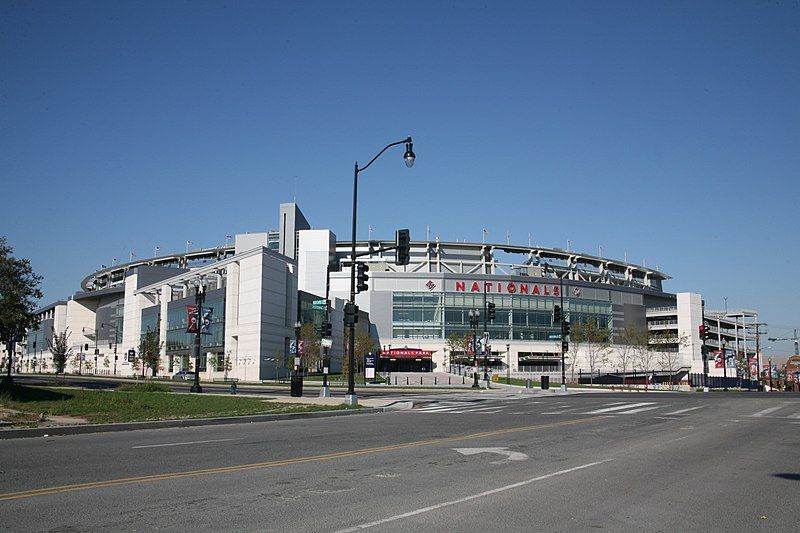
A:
[{"left": 453, "top": 280, "right": 561, "bottom": 296}]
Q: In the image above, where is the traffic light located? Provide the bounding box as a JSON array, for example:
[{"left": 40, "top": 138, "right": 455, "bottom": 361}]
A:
[
  {"left": 487, "top": 302, "right": 496, "bottom": 321},
  {"left": 322, "top": 322, "right": 332, "bottom": 338},
  {"left": 356, "top": 262, "right": 369, "bottom": 293},
  {"left": 552, "top": 305, "right": 562, "bottom": 324},
  {"left": 84, "top": 343, "right": 89, "bottom": 352},
  {"left": 562, "top": 321, "right": 571, "bottom": 337},
  {"left": 396, "top": 229, "right": 411, "bottom": 266},
  {"left": 699, "top": 324, "right": 711, "bottom": 341},
  {"left": 344, "top": 302, "right": 358, "bottom": 326},
  {"left": 562, "top": 341, "right": 569, "bottom": 352}
]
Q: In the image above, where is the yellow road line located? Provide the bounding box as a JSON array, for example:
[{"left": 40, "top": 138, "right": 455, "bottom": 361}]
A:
[{"left": 0, "top": 416, "right": 605, "bottom": 501}]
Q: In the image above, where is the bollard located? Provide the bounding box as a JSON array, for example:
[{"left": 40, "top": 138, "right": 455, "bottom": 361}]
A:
[
  {"left": 448, "top": 376, "right": 451, "bottom": 385},
  {"left": 462, "top": 376, "right": 465, "bottom": 384},
  {"left": 420, "top": 376, "right": 423, "bottom": 385},
  {"left": 394, "top": 376, "right": 397, "bottom": 385},
  {"left": 406, "top": 376, "right": 409, "bottom": 385}
]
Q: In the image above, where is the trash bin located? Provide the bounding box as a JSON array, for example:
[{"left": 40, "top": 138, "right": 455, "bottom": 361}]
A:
[
  {"left": 541, "top": 376, "right": 550, "bottom": 390},
  {"left": 290, "top": 375, "right": 303, "bottom": 397}
]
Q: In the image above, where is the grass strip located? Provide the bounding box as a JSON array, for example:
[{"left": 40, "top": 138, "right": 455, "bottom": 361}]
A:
[{"left": 0, "top": 385, "right": 351, "bottom": 424}]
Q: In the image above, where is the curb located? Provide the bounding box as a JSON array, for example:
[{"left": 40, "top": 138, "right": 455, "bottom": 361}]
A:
[{"left": 0, "top": 407, "right": 383, "bottom": 440}]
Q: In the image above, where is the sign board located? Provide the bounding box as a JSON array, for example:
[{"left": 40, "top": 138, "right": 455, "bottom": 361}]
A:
[
  {"left": 320, "top": 338, "right": 333, "bottom": 348},
  {"left": 289, "top": 340, "right": 297, "bottom": 355},
  {"left": 127, "top": 349, "right": 135, "bottom": 363},
  {"left": 294, "top": 356, "right": 301, "bottom": 367},
  {"left": 548, "top": 334, "right": 562, "bottom": 340},
  {"left": 364, "top": 354, "right": 376, "bottom": 380},
  {"left": 77, "top": 353, "right": 85, "bottom": 361},
  {"left": 297, "top": 340, "right": 305, "bottom": 355},
  {"left": 312, "top": 299, "right": 327, "bottom": 310}
]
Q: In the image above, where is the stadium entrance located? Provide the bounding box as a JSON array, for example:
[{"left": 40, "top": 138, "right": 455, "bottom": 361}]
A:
[{"left": 379, "top": 349, "right": 433, "bottom": 372}]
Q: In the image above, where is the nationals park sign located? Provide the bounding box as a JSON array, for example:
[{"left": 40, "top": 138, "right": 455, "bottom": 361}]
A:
[{"left": 448, "top": 280, "right": 564, "bottom": 297}]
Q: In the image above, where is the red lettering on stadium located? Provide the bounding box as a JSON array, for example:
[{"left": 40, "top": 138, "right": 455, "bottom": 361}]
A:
[{"left": 453, "top": 281, "right": 560, "bottom": 296}]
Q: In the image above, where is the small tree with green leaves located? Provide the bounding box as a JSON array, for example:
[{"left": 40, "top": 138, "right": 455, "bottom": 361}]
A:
[
  {"left": 299, "top": 322, "right": 321, "bottom": 370},
  {"left": 47, "top": 328, "right": 72, "bottom": 374},
  {"left": 139, "top": 327, "right": 164, "bottom": 377},
  {"left": 445, "top": 332, "right": 467, "bottom": 371},
  {"left": 0, "top": 236, "right": 43, "bottom": 385}
]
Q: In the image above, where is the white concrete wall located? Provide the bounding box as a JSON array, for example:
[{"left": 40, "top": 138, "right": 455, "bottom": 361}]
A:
[
  {"left": 65, "top": 299, "right": 96, "bottom": 371},
  {"left": 297, "top": 229, "right": 335, "bottom": 298},
  {"left": 677, "top": 292, "right": 703, "bottom": 369},
  {"left": 229, "top": 250, "right": 296, "bottom": 381},
  {"left": 235, "top": 233, "right": 269, "bottom": 255}
]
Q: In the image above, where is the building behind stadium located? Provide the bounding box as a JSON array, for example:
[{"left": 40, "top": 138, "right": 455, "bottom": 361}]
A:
[{"left": 18, "top": 202, "right": 763, "bottom": 384}]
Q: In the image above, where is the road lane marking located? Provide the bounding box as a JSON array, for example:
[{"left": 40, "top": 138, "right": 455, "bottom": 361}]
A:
[
  {"left": 750, "top": 406, "right": 784, "bottom": 417},
  {"left": 132, "top": 438, "right": 243, "bottom": 449},
  {"left": 664, "top": 406, "right": 705, "bottom": 415},
  {"left": 616, "top": 405, "right": 664, "bottom": 414},
  {"left": 453, "top": 447, "right": 528, "bottom": 463},
  {"left": 334, "top": 459, "right": 613, "bottom": 532},
  {"left": 585, "top": 402, "right": 653, "bottom": 414},
  {"left": 0, "top": 416, "right": 606, "bottom": 501}
]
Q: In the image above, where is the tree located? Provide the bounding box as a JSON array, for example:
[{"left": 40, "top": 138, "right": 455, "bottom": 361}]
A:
[
  {"left": 139, "top": 327, "right": 164, "bottom": 377},
  {"left": 572, "top": 319, "right": 611, "bottom": 385},
  {"left": 343, "top": 328, "right": 377, "bottom": 376},
  {"left": 633, "top": 331, "right": 657, "bottom": 390},
  {"left": 615, "top": 325, "right": 649, "bottom": 390},
  {"left": 299, "top": 322, "right": 321, "bottom": 371},
  {"left": 0, "top": 237, "right": 43, "bottom": 385},
  {"left": 652, "top": 330, "right": 688, "bottom": 390},
  {"left": 445, "top": 332, "right": 467, "bottom": 370}
]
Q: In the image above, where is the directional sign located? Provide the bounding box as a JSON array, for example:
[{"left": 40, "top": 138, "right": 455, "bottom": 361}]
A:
[
  {"left": 312, "top": 299, "right": 327, "bottom": 310},
  {"left": 453, "top": 447, "right": 529, "bottom": 464}
]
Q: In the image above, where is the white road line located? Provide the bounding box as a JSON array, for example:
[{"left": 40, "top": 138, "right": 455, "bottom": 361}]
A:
[
  {"left": 788, "top": 413, "right": 800, "bottom": 419},
  {"left": 541, "top": 409, "right": 579, "bottom": 415},
  {"left": 584, "top": 402, "right": 653, "bottom": 414},
  {"left": 750, "top": 406, "right": 784, "bottom": 417},
  {"left": 334, "top": 459, "right": 613, "bottom": 533},
  {"left": 415, "top": 406, "right": 463, "bottom": 412},
  {"left": 616, "top": 405, "right": 664, "bottom": 414},
  {"left": 602, "top": 402, "right": 628, "bottom": 406},
  {"left": 132, "top": 438, "right": 242, "bottom": 449},
  {"left": 664, "top": 406, "right": 705, "bottom": 415}
]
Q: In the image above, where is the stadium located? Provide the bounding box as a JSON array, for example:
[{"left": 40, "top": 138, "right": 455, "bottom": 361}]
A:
[{"left": 21, "top": 201, "right": 760, "bottom": 385}]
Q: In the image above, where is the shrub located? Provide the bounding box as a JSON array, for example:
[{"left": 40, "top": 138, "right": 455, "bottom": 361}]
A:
[{"left": 117, "top": 382, "right": 171, "bottom": 393}]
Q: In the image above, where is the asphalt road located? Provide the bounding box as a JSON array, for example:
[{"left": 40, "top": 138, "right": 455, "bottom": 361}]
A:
[{"left": 1, "top": 391, "right": 798, "bottom": 532}]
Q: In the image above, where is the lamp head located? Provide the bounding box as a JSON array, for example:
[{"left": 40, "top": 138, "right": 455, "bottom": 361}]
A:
[{"left": 403, "top": 138, "right": 415, "bottom": 168}]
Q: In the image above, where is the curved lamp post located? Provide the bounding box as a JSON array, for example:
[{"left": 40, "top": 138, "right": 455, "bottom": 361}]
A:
[{"left": 346, "top": 137, "right": 414, "bottom": 407}]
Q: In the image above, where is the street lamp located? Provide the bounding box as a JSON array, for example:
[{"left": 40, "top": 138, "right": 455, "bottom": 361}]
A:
[
  {"left": 346, "top": 137, "right": 415, "bottom": 407},
  {"left": 190, "top": 280, "right": 206, "bottom": 393},
  {"left": 543, "top": 263, "right": 567, "bottom": 391},
  {"left": 506, "top": 343, "right": 511, "bottom": 385},
  {"left": 469, "top": 309, "right": 480, "bottom": 388}
]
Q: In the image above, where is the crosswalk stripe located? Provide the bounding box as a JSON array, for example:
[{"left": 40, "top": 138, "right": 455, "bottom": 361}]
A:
[
  {"left": 615, "top": 405, "right": 664, "bottom": 414},
  {"left": 585, "top": 402, "right": 653, "bottom": 414},
  {"left": 751, "top": 406, "right": 784, "bottom": 417},
  {"left": 664, "top": 406, "right": 705, "bottom": 415}
]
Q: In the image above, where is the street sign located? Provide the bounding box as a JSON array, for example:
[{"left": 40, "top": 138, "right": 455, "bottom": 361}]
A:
[
  {"left": 365, "top": 353, "right": 376, "bottom": 380},
  {"left": 312, "top": 299, "right": 327, "bottom": 310},
  {"left": 320, "top": 338, "right": 332, "bottom": 348},
  {"left": 548, "top": 334, "right": 562, "bottom": 340},
  {"left": 127, "top": 349, "right": 135, "bottom": 362}
]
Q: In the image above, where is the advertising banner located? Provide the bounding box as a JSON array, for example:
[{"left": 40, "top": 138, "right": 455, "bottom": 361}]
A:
[
  {"left": 187, "top": 305, "right": 214, "bottom": 334},
  {"left": 187, "top": 305, "right": 199, "bottom": 333}
]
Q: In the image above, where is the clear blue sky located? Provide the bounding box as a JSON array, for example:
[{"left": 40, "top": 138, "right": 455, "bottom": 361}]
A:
[{"left": 2, "top": 1, "right": 798, "bottom": 355}]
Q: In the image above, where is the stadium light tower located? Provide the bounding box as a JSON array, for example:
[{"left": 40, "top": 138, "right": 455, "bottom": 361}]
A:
[{"left": 346, "top": 137, "right": 415, "bottom": 407}]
